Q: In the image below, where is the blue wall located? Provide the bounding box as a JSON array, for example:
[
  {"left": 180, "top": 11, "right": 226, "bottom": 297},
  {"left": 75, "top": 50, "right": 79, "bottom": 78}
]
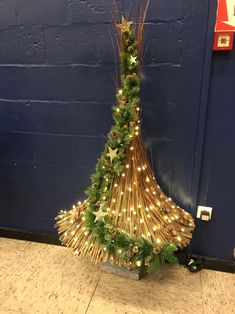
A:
[{"left": 1, "top": 0, "right": 233, "bottom": 260}]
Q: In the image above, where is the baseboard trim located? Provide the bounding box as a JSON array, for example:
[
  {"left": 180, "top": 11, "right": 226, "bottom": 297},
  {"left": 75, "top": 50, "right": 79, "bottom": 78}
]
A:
[
  {"left": 0, "top": 227, "right": 234, "bottom": 273},
  {"left": 0, "top": 227, "right": 60, "bottom": 246}
]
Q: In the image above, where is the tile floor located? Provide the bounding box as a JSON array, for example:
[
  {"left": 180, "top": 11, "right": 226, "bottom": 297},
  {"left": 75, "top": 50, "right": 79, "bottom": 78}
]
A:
[{"left": 0, "top": 237, "right": 234, "bottom": 314}]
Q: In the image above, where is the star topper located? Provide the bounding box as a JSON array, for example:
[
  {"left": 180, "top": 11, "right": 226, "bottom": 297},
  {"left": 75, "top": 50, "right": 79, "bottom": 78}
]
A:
[
  {"left": 117, "top": 16, "right": 132, "bottom": 33},
  {"left": 93, "top": 209, "right": 109, "bottom": 223},
  {"left": 107, "top": 147, "right": 118, "bottom": 163}
]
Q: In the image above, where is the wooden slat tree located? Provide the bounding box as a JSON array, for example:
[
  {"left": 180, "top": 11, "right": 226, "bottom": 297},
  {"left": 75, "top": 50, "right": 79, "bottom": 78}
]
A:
[{"left": 55, "top": 4, "right": 195, "bottom": 274}]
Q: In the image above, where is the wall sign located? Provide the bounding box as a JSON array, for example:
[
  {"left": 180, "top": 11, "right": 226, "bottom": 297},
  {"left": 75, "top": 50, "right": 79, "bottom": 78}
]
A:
[{"left": 213, "top": 0, "right": 235, "bottom": 50}]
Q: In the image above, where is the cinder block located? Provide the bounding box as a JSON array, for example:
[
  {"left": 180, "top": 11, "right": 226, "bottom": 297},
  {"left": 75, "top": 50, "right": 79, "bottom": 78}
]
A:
[
  {"left": 0, "top": 28, "right": 18, "bottom": 64},
  {"left": 141, "top": 65, "right": 181, "bottom": 105},
  {"left": 0, "top": 26, "right": 46, "bottom": 64},
  {"left": 45, "top": 25, "right": 98, "bottom": 64},
  {"left": 16, "top": 0, "right": 68, "bottom": 25},
  {"left": 26, "top": 66, "right": 73, "bottom": 101},
  {"left": 0, "top": 100, "right": 112, "bottom": 136},
  {"left": 0, "top": 66, "right": 27, "bottom": 99},
  {"left": 0, "top": 162, "right": 92, "bottom": 194},
  {"left": 72, "top": 65, "right": 116, "bottom": 102},
  {"left": 143, "top": 22, "right": 182, "bottom": 65},
  {"left": 70, "top": 0, "right": 122, "bottom": 24},
  {"left": 0, "top": 1, "right": 17, "bottom": 28},
  {"left": 45, "top": 24, "right": 117, "bottom": 65},
  {"left": 123, "top": 0, "right": 184, "bottom": 22}
]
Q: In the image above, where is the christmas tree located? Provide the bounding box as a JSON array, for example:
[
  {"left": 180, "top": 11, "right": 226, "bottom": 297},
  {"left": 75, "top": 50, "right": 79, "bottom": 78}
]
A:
[{"left": 55, "top": 5, "right": 195, "bottom": 274}]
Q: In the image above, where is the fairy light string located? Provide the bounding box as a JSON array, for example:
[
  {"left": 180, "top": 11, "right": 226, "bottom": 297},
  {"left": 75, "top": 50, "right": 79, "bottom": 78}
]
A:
[{"left": 55, "top": 15, "right": 195, "bottom": 273}]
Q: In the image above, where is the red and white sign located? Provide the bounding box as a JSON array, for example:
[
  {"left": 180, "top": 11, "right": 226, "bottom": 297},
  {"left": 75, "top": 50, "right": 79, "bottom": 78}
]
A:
[{"left": 215, "top": 0, "right": 235, "bottom": 32}]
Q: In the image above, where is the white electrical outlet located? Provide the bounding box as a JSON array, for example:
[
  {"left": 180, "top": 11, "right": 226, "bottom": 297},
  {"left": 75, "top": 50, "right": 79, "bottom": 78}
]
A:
[{"left": 197, "top": 206, "right": 213, "bottom": 221}]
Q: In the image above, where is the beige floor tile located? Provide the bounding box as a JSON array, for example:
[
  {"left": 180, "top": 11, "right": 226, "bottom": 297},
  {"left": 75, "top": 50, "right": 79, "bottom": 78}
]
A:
[
  {"left": 0, "top": 307, "right": 28, "bottom": 314},
  {"left": 1, "top": 241, "right": 101, "bottom": 314},
  {"left": 201, "top": 269, "right": 235, "bottom": 314},
  {"left": 87, "top": 265, "right": 203, "bottom": 314},
  {"left": 0, "top": 238, "right": 30, "bottom": 305}
]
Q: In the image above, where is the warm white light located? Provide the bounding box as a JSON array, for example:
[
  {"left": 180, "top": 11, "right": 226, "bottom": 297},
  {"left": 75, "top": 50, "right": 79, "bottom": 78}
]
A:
[
  {"left": 112, "top": 199, "right": 116, "bottom": 203},
  {"left": 122, "top": 173, "right": 125, "bottom": 177},
  {"left": 118, "top": 89, "right": 123, "bottom": 95},
  {"left": 153, "top": 226, "right": 157, "bottom": 232},
  {"left": 118, "top": 249, "right": 122, "bottom": 254},
  {"left": 126, "top": 164, "right": 130, "bottom": 168},
  {"left": 103, "top": 196, "right": 106, "bottom": 200},
  {"left": 181, "top": 228, "right": 185, "bottom": 232},
  {"left": 129, "top": 187, "right": 132, "bottom": 192},
  {"left": 146, "top": 188, "right": 150, "bottom": 192},
  {"left": 146, "top": 177, "right": 150, "bottom": 182},
  {"left": 147, "top": 232, "right": 151, "bottom": 237},
  {"left": 147, "top": 214, "right": 151, "bottom": 218},
  {"left": 157, "top": 238, "right": 161, "bottom": 244},
  {"left": 114, "top": 183, "right": 118, "bottom": 187},
  {"left": 84, "top": 231, "right": 88, "bottom": 236},
  {"left": 127, "top": 217, "right": 130, "bottom": 222},
  {"left": 70, "top": 219, "right": 74, "bottom": 223},
  {"left": 135, "top": 126, "right": 139, "bottom": 130},
  {"left": 135, "top": 132, "right": 139, "bottom": 136},
  {"left": 177, "top": 236, "right": 182, "bottom": 241},
  {"left": 137, "top": 167, "right": 141, "bottom": 171},
  {"left": 73, "top": 205, "right": 76, "bottom": 209},
  {"left": 130, "top": 147, "right": 134, "bottom": 150},
  {"left": 140, "top": 219, "right": 144, "bottom": 224}
]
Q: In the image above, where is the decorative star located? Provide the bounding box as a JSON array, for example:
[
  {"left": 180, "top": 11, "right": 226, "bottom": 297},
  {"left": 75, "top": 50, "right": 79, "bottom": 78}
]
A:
[
  {"left": 93, "top": 209, "right": 109, "bottom": 223},
  {"left": 107, "top": 147, "right": 118, "bottom": 163},
  {"left": 117, "top": 16, "right": 132, "bottom": 33},
  {"left": 130, "top": 55, "right": 137, "bottom": 65}
]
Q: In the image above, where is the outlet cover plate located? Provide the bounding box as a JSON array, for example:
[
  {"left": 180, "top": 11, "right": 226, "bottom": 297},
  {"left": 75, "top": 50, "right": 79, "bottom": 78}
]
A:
[{"left": 197, "top": 206, "right": 213, "bottom": 219}]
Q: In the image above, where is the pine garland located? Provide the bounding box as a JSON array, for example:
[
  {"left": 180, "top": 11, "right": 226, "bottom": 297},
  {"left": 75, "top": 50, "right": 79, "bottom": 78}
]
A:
[{"left": 83, "top": 19, "right": 179, "bottom": 271}]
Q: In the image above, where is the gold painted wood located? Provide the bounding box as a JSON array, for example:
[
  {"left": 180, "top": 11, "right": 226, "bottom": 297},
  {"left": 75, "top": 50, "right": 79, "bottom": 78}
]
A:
[{"left": 55, "top": 134, "right": 195, "bottom": 267}]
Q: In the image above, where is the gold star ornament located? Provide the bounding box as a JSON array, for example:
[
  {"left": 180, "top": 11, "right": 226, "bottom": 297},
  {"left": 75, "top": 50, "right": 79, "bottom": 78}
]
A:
[
  {"left": 93, "top": 209, "right": 109, "bottom": 223},
  {"left": 130, "top": 55, "right": 137, "bottom": 65},
  {"left": 107, "top": 147, "right": 118, "bottom": 163},
  {"left": 117, "top": 16, "right": 132, "bottom": 33}
]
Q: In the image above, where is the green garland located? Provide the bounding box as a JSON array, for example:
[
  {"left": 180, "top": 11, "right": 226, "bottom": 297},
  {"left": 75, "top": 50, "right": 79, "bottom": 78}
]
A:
[{"left": 84, "top": 20, "right": 178, "bottom": 273}]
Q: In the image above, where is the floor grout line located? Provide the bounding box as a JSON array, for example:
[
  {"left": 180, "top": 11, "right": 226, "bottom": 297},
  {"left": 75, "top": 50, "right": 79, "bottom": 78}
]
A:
[{"left": 84, "top": 270, "right": 103, "bottom": 314}]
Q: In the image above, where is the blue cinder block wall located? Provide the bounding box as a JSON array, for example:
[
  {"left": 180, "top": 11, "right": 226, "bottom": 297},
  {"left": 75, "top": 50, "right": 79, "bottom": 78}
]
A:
[{"left": 0, "top": 0, "right": 233, "bottom": 260}]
